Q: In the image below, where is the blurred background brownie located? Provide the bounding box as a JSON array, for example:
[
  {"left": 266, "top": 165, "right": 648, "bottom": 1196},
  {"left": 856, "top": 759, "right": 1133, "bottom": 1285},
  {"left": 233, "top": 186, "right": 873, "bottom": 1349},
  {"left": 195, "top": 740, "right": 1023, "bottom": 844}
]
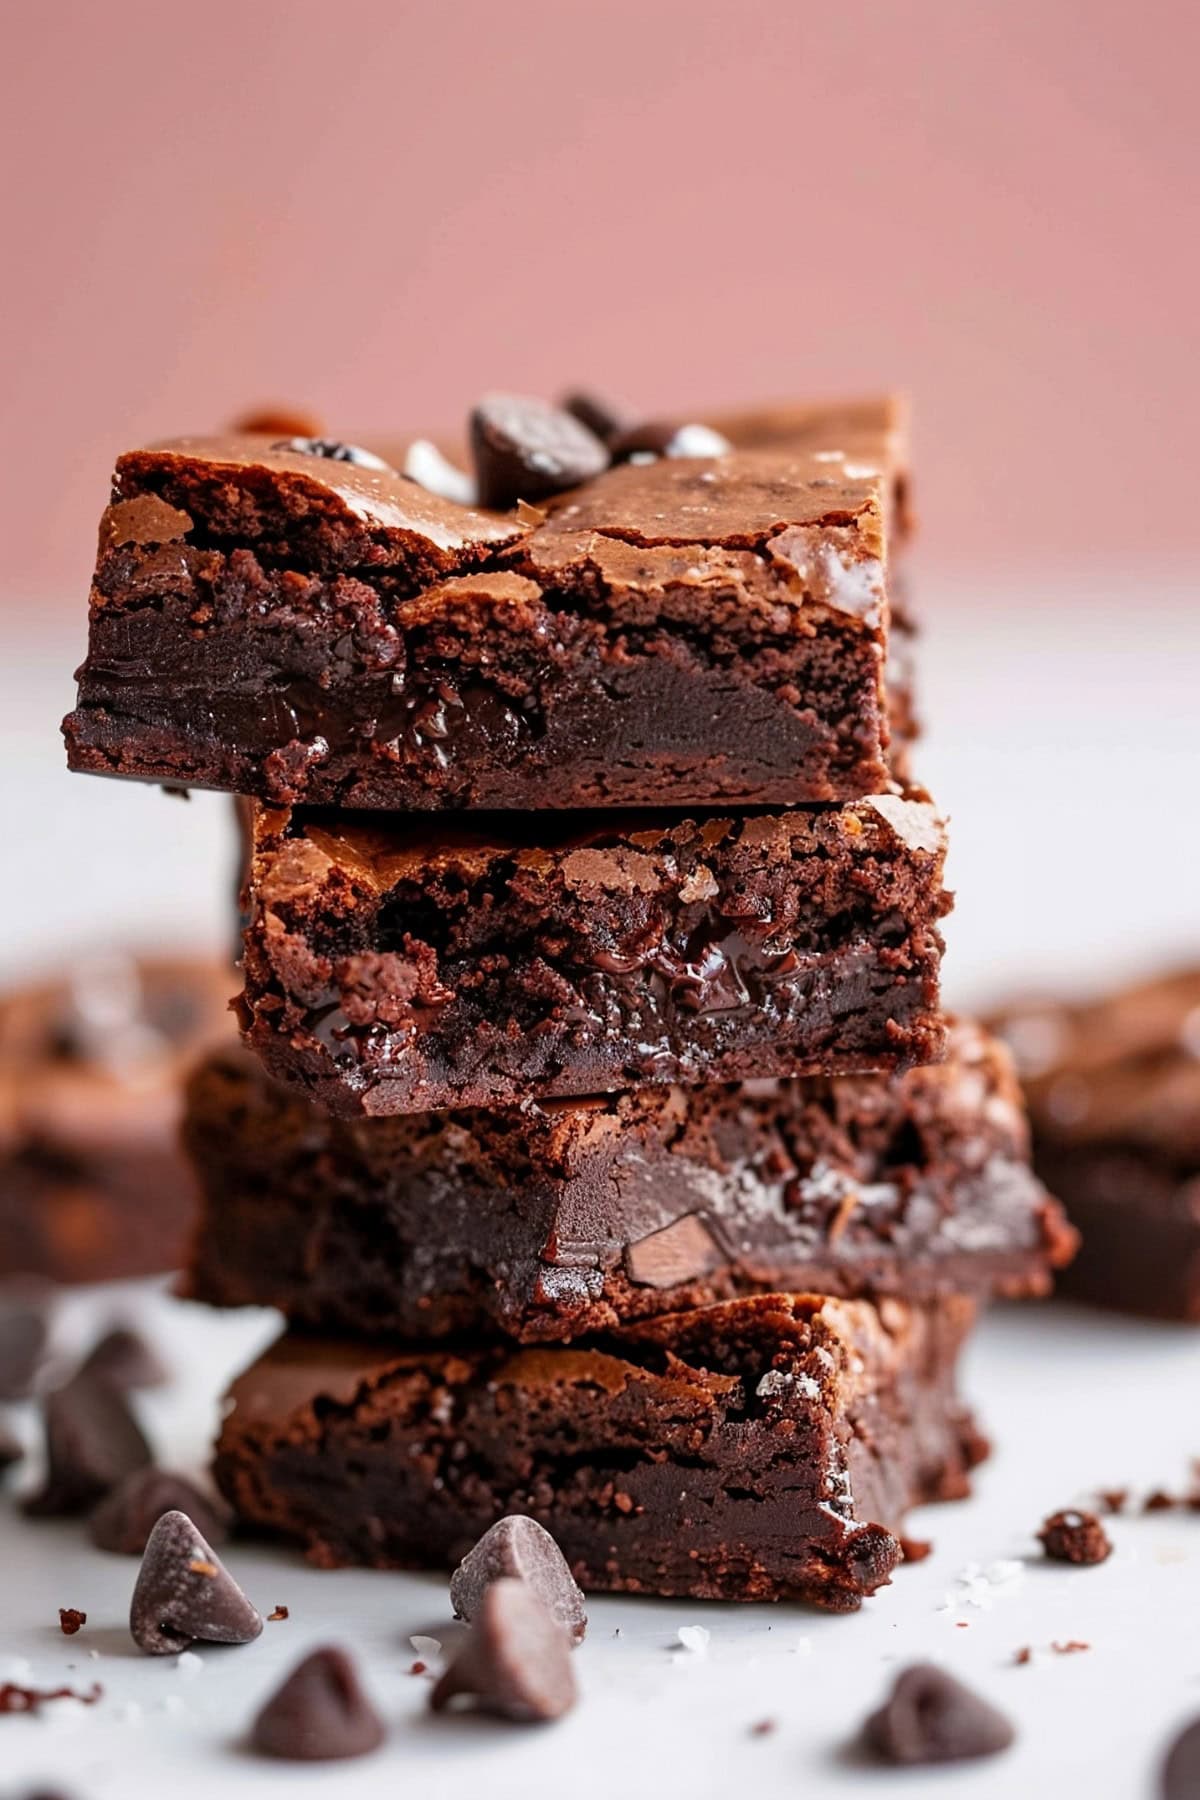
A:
[
  {"left": 183, "top": 1021, "right": 1073, "bottom": 1342},
  {"left": 214, "top": 1292, "right": 984, "bottom": 1610},
  {"left": 990, "top": 968, "right": 1200, "bottom": 1319},
  {"left": 0, "top": 954, "right": 232, "bottom": 1282}
]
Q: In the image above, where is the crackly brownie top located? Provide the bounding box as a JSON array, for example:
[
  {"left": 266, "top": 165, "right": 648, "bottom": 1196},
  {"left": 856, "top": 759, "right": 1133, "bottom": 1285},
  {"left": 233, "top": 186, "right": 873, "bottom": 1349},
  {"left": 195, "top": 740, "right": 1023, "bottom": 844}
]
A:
[
  {"left": 253, "top": 791, "right": 945, "bottom": 905},
  {"left": 990, "top": 967, "right": 1200, "bottom": 1163},
  {"left": 100, "top": 407, "right": 895, "bottom": 606}
]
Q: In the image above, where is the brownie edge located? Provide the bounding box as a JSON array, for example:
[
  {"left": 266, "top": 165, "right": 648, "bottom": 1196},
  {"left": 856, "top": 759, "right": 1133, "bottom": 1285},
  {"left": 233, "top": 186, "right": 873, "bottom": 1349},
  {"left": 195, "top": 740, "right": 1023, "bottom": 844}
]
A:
[{"left": 212, "top": 1294, "right": 985, "bottom": 1610}]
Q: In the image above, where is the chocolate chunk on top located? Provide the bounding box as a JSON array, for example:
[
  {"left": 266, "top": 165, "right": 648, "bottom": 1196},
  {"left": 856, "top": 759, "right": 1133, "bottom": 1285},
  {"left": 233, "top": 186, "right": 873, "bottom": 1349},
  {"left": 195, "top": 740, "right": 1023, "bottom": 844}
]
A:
[
  {"left": 863, "top": 1664, "right": 1014, "bottom": 1764},
  {"left": 432, "top": 1579, "right": 577, "bottom": 1723},
  {"left": 90, "top": 1467, "right": 231, "bottom": 1555},
  {"left": 251, "top": 1645, "right": 383, "bottom": 1761},
  {"left": 609, "top": 419, "right": 732, "bottom": 461},
  {"left": 470, "top": 393, "right": 610, "bottom": 509},
  {"left": 450, "top": 1516, "right": 586, "bottom": 1644},
  {"left": 23, "top": 1374, "right": 152, "bottom": 1516},
  {"left": 560, "top": 388, "right": 631, "bottom": 444},
  {"left": 130, "top": 1509, "right": 262, "bottom": 1655},
  {"left": 1038, "top": 1508, "right": 1112, "bottom": 1565}
]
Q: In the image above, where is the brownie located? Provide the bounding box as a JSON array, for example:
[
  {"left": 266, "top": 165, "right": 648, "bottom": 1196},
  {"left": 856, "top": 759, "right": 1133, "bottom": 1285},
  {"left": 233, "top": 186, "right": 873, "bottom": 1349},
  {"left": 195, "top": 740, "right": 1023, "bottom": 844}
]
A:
[
  {"left": 213, "top": 1293, "right": 985, "bottom": 1609},
  {"left": 183, "top": 1021, "right": 1073, "bottom": 1342},
  {"left": 991, "top": 969, "right": 1200, "bottom": 1319},
  {"left": 237, "top": 793, "right": 949, "bottom": 1116},
  {"left": 0, "top": 956, "right": 232, "bottom": 1282},
  {"left": 62, "top": 402, "right": 915, "bottom": 810}
]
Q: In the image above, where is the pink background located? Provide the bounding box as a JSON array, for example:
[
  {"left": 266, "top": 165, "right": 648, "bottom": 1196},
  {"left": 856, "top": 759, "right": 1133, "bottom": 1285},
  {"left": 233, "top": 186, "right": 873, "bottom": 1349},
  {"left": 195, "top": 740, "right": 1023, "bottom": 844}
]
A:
[{"left": 3, "top": 0, "right": 1195, "bottom": 601}]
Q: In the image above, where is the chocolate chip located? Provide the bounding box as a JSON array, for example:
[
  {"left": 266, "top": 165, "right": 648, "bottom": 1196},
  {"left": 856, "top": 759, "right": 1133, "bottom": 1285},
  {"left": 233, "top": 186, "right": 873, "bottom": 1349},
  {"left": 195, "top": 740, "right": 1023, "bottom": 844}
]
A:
[
  {"left": 1037, "top": 1508, "right": 1112, "bottom": 1564},
  {"left": 130, "top": 1509, "right": 262, "bottom": 1655},
  {"left": 862, "top": 1664, "right": 1014, "bottom": 1765},
  {"left": 0, "top": 1421, "right": 22, "bottom": 1472},
  {"left": 402, "top": 439, "right": 478, "bottom": 506},
  {"left": 431, "top": 1578, "right": 577, "bottom": 1723},
  {"left": 78, "top": 1326, "right": 169, "bottom": 1392},
  {"left": 560, "top": 389, "right": 631, "bottom": 445},
  {"left": 58, "top": 1607, "right": 86, "bottom": 1636},
  {"left": 251, "top": 1645, "right": 384, "bottom": 1761},
  {"left": 89, "top": 1467, "right": 231, "bottom": 1555},
  {"left": 1163, "top": 1716, "right": 1200, "bottom": 1799},
  {"left": 451, "top": 1515, "right": 586, "bottom": 1645},
  {"left": 469, "top": 394, "right": 609, "bottom": 510},
  {"left": 609, "top": 420, "right": 732, "bottom": 463},
  {"left": 23, "top": 1375, "right": 152, "bottom": 1517},
  {"left": 0, "top": 1306, "right": 48, "bottom": 1401},
  {"left": 271, "top": 437, "right": 391, "bottom": 472}
]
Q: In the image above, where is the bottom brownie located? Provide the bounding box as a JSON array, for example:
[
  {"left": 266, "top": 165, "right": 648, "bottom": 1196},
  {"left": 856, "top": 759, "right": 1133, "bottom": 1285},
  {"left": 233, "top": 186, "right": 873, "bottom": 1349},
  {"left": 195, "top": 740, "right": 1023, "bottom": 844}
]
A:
[{"left": 214, "top": 1293, "right": 984, "bottom": 1611}]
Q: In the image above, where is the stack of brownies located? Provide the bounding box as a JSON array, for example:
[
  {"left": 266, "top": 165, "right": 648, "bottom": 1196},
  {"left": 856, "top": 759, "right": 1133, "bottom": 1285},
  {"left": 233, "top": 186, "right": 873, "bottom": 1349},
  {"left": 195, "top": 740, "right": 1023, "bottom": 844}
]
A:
[{"left": 63, "top": 391, "right": 1074, "bottom": 1610}]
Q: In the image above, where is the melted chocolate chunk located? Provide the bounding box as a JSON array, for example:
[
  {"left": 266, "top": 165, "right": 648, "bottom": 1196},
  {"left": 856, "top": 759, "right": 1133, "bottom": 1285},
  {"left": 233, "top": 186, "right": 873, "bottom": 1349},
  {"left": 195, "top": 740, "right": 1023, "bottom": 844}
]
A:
[
  {"left": 251, "top": 1645, "right": 384, "bottom": 1761},
  {"left": 863, "top": 1664, "right": 1014, "bottom": 1764},
  {"left": 431, "top": 1579, "right": 577, "bottom": 1723},
  {"left": 470, "top": 394, "right": 609, "bottom": 509},
  {"left": 450, "top": 1516, "right": 587, "bottom": 1645},
  {"left": 130, "top": 1509, "right": 262, "bottom": 1655}
]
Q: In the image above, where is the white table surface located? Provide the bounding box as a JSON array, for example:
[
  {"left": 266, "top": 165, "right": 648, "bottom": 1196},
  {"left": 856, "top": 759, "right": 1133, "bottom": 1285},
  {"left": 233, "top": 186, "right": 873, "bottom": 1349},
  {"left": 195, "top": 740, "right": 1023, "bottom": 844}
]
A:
[{"left": 1, "top": 569, "right": 1197, "bottom": 1798}]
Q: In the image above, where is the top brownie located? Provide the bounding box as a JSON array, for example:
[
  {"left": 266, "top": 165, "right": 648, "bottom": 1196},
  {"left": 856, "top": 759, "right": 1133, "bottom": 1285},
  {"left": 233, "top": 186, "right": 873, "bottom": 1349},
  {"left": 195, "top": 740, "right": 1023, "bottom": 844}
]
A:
[{"left": 63, "top": 395, "right": 913, "bottom": 810}]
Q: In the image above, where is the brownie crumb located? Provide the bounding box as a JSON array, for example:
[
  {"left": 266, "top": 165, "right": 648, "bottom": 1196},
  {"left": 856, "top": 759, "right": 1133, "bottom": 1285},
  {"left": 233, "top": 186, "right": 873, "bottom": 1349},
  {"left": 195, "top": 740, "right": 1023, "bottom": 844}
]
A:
[
  {"left": 1144, "top": 1489, "right": 1177, "bottom": 1513},
  {"left": 58, "top": 1607, "right": 87, "bottom": 1636},
  {"left": 1013, "top": 1646, "right": 1033, "bottom": 1666},
  {"left": 900, "top": 1536, "right": 933, "bottom": 1564},
  {"left": 1037, "top": 1509, "right": 1112, "bottom": 1565},
  {"left": 750, "top": 1718, "right": 777, "bottom": 1736},
  {"left": 1052, "top": 1639, "right": 1090, "bottom": 1654},
  {"left": 1096, "top": 1488, "right": 1128, "bottom": 1515},
  {"left": 0, "top": 1680, "right": 102, "bottom": 1714},
  {"left": 267, "top": 1605, "right": 289, "bottom": 1622}
]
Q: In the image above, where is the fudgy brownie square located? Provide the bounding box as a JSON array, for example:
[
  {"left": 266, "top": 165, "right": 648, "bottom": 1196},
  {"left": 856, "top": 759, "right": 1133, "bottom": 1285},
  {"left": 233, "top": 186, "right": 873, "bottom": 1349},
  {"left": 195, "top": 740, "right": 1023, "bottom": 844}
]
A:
[
  {"left": 213, "top": 1292, "right": 985, "bottom": 1610},
  {"left": 183, "top": 1022, "right": 1073, "bottom": 1342},
  {"left": 237, "top": 793, "right": 950, "bottom": 1115},
  {"left": 0, "top": 956, "right": 232, "bottom": 1282},
  {"left": 63, "top": 398, "right": 915, "bottom": 810},
  {"left": 991, "top": 968, "right": 1200, "bottom": 1319}
]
